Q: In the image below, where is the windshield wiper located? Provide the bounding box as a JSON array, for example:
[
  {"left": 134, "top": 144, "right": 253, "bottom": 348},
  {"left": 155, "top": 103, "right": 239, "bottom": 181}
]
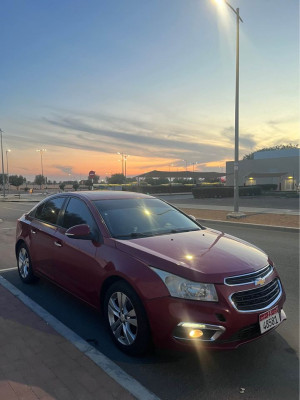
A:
[
  {"left": 114, "top": 232, "right": 154, "bottom": 239},
  {"left": 169, "top": 228, "right": 201, "bottom": 234}
]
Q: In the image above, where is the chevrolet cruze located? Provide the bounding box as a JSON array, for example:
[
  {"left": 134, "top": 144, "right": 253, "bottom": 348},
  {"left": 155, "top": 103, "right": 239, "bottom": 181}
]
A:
[{"left": 16, "top": 191, "right": 286, "bottom": 355}]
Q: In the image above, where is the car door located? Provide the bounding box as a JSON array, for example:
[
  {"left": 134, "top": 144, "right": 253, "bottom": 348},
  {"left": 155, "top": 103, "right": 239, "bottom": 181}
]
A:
[
  {"left": 53, "top": 196, "right": 105, "bottom": 306},
  {"left": 29, "top": 196, "right": 67, "bottom": 280}
]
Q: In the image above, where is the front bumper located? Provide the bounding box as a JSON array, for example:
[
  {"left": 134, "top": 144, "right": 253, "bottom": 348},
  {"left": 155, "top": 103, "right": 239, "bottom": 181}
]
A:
[{"left": 144, "top": 279, "right": 286, "bottom": 350}]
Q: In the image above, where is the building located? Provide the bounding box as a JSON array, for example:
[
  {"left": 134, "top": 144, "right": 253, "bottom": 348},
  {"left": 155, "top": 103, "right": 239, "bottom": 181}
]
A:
[
  {"left": 226, "top": 148, "right": 299, "bottom": 190},
  {"left": 135, "top": 170, "right": 224, "bottom": 184}
]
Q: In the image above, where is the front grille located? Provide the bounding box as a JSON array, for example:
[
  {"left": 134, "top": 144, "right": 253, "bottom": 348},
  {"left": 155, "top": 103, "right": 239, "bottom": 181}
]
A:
[
  {"left": 230, "top": 278, "right": 281, "bottom": 312},
  {"left": 225, "top": 265, "right": 273, "bottom": 286}
]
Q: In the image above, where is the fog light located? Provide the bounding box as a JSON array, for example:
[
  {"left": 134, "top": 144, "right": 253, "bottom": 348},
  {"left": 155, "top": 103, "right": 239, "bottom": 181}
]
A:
[{"left": 189, "top": 329, "right": 203, "bottom": 338}]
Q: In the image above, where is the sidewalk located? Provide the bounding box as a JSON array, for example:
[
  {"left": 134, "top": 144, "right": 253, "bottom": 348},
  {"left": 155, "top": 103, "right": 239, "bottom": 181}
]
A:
[
  {"left": 178, "top": 207, "right": 299, "bottom": 229},
  {"left": 0, "top": 282, "right": 135, "bottom": 400}
]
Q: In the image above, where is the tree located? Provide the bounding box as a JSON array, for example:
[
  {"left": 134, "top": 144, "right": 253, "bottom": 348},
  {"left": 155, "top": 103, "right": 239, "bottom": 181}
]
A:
[
  {"left": 59, "top": 183, "right": 66, "bottom": 191},
  {"left": 107, "top": 174, "right": 126, "bottom": 184},
  {"left": 243, "top": 144, "right": 298, "bottom": 160},
  {"left": 9, "top": 175, "right": 25, "bottom": 189},
  {"left": 34, "top": 174, "right": 46, "bottom": 188},
  {"left": 72, "top": 182, "right": 79, "bottom": 191}
]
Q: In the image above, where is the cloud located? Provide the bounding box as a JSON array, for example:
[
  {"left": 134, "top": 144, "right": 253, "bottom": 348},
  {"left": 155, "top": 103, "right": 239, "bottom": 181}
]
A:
[
  {"left": 42, "top": 113, "right": 233, "bottom": 163},
  {"left": 267, "top": 115, "right": 299, "bottom": 127},
  {"left": 220, "top": 125, "right": 257, "bottom": 151},
  {"left": 52, "top": 165, "right": 74, "bottom": 174}
]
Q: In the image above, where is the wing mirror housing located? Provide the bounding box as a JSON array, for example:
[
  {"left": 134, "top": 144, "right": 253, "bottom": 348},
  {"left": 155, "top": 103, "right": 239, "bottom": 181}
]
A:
[{"left": 65, "top": 224, "right": 92, "bottom": 240}]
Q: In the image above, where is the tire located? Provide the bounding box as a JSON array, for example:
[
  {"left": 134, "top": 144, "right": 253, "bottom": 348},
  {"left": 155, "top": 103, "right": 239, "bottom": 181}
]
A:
[
  {"left": 104, "top": 280, "right": 152, "bottom": 356},
  {"left": 17, "top": 243, "right": 38, "bottom": 284}
]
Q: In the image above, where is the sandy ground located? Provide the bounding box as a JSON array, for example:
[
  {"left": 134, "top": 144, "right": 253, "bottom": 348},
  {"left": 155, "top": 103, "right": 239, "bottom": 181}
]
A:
[{"left": 180, "top": 208, "right": 300, "bottom": 228}]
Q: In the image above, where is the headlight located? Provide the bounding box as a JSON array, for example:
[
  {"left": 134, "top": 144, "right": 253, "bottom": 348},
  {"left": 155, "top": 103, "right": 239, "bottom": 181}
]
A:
[{"left": 151, "top": 267, "right": 218, "bottom": 302}]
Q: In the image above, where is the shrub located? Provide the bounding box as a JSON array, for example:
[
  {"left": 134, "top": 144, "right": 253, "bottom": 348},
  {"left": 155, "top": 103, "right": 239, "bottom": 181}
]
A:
[
  {"left": 256, "top": 184, "right": 277, "bottom": 191},
  {"left": 192, "top": 186, "right": 262, "bottom": 198},
  {"left": 122, "top": 185, "right": 193, "bottom": 194}
]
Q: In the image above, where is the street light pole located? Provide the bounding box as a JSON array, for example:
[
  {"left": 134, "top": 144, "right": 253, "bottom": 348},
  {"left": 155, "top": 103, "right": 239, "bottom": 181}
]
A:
[
  {"left": 124, "top": 154, "right": 129, "bottom": 180},
  {"left": 117, "top": 152, "right": 124, "bottom": 175},
  {"left": 36, "top": 149, "right": 46, "bottom": 188},
  {"left": 214, "top": 0, "right": 243, "bottom": 215},
  {"left": 0, "top": 129, "right": 5, "bottom": 198},
  {"left": 233, "top": 6, "right": 241, "bottom": 213},
  {"left": 6, "top": 149, "right": 11, "bottom": 194}
]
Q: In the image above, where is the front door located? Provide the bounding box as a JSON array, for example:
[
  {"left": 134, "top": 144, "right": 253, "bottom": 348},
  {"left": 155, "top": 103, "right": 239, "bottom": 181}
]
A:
[{"left": 53, "top": 197, "right": 105, "bottom": 306}]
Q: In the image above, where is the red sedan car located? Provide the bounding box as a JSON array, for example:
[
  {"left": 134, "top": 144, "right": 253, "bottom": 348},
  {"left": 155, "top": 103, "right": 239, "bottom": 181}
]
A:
[{"left": 16, "top": 191, "right": 286, "bottom": 355}]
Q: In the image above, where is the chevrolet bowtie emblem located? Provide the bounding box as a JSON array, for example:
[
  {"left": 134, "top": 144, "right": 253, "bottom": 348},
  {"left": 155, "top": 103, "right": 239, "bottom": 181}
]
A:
[{"left": 255, "top": 277, "right": 265, "bottom": 286}]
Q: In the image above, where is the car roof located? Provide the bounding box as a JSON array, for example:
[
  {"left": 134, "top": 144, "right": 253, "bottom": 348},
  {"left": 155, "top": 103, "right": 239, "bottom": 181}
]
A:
[{"left": 55, "top": 191, "right": 155, "bottom": 201}]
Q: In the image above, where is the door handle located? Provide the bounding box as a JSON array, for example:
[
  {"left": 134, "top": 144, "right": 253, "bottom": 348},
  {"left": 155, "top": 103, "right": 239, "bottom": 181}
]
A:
[
  {"left": 31, "top": 229, "right": 37, "bottom": 234},
  {"left": 54, "top": 241, "right": 62, "bottom": 247}
]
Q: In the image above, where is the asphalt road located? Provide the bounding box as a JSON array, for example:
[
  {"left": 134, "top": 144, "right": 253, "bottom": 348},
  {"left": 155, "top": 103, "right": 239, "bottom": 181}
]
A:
[{"left": 0, "top": 202, "right": 299, "bottom": 400}]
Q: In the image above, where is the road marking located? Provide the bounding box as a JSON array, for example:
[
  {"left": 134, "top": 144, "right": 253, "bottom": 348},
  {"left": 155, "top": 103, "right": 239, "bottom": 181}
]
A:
[
  {"left": 1, "top": 206, "right": 29, "bottom": 212},
  {"left": 0, "top": 267, "right": 17, "bottom": 272},
  {"left": 0, "top": 227, "right": 16, "bottom": 230},
  {"left": 0, "top": 275, "right": 160, "bottom": 400}
]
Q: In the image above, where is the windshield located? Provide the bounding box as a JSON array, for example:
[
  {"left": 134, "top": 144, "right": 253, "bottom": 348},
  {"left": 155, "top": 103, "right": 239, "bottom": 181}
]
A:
[{"left": 93, "top": 198, "right": 202, "bottom": 239}]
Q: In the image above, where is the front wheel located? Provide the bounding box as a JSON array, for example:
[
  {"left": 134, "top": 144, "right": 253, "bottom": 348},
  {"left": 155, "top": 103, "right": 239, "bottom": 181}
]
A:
[
  {"left": 17, "top": 244, "right": 38, "bottom": 284},
  {"left": 104, "top": 280, "right": 152, "bottom": 356}
]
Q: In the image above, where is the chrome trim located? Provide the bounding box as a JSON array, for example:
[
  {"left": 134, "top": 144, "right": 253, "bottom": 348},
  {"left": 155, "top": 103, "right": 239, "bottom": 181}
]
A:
[
  {"left": 224, "top": 265, "right": 274, "bottom": 286},
  {"left": 174, "top": 322, "right": 226, "bottom": 342},
  {"left": 229, "top": 279, "right": 282, "bottom": 313}
]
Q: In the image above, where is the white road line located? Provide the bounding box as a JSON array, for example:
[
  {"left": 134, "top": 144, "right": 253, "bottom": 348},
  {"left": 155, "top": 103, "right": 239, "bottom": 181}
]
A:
[
  {"left": 0, "top": 267, "right": 17, "bottom": 272},
  {"left": 1, "top": 206, "right": 29, "bottom": 211},
  {"left": 0, "top": 227, "right": 16, "bottom": 230},
  {"left": 0, "top": 275, "right": 160, "bottom": 400}
]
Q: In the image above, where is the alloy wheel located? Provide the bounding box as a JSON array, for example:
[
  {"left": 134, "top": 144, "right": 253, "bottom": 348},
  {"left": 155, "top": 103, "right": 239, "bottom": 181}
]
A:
[
  {"left": 18, "top": 247, "right": 30, "bottom": 279},
  {"left": 107, "top": 291, "right": 138, "bottom": 346}
]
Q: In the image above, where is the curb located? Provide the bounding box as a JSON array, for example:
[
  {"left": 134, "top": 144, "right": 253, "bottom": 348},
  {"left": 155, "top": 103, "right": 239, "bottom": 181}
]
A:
[
  {"left": 0, "top": 201, "right": 39, "bottom": 203},
  {"left": 0, "top": 275, "right": 160, "bottom": 400},
  {"left": 196, "top": 218, "right": 299, "bottom": 233},
  {"left": 0, "top": 199, "right": 41, "bottom": 203}
]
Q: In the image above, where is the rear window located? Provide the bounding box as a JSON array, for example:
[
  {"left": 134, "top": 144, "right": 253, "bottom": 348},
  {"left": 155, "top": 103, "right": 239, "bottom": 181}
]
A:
[
  {"left": 35, "top": 197, "right": 65, "bottom": 225},
  {"left": 93, "top": 198, "right": 201, "bottom": 239}
]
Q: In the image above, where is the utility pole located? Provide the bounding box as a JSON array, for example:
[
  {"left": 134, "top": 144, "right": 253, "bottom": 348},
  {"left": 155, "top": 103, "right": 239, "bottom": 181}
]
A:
[
  {"left": 6, "top": 149, "right": 11, "bottom": 194},
  {"left": 0, "top": 129, "right": 6, "bottom": 198}
]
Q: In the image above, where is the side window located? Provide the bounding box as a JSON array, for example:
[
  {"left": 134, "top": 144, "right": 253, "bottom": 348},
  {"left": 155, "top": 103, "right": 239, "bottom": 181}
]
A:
[
  {"left": 62, "top": 198, "right": 97, "bottom": 232},
  {"left": 35, "top": 197, "right": 65, "bottom": 225}
]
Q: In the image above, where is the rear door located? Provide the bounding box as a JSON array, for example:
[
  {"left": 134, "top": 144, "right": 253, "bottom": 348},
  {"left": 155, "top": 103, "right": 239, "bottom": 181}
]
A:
[{"left": 29, "top": 196, "right": 67, "bottom": 279}]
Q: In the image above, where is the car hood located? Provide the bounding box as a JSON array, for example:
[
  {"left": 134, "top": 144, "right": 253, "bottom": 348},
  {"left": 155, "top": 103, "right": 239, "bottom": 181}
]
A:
[{"left": 115, "top": 228, "right": 270, "bottom": 284}]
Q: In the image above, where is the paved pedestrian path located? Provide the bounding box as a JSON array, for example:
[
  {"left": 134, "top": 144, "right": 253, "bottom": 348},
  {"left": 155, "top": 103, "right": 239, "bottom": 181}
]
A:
[{"left": 0, "top": 282, "right": 136, "bottom": 400}]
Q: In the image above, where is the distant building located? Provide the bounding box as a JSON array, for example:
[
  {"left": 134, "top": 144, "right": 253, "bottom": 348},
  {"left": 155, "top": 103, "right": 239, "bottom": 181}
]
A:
[
  {"left": 135, "top": 170, "right": 224, "bottom": 184},
  {"left": 226, "top": 148, "right": 299, "bottom": 190}
]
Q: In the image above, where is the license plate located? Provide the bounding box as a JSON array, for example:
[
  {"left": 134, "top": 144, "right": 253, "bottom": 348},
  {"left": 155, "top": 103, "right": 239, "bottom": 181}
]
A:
[{"left": 259, "top": 306, "right": 281, "bottom": 334}]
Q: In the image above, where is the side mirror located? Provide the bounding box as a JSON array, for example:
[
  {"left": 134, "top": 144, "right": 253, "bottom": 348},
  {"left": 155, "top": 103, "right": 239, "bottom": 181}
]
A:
[
  {"left": 189, "top": 215, "right": 197, "bottom": 221},
  {"left": 65, "top": 224, "right": 92, "bottom": 240}
]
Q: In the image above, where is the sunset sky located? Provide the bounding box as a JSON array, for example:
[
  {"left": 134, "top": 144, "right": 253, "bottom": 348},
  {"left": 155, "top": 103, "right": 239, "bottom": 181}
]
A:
[{"left": 1, "top": 0, "right": 299, "bottom": 181}]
